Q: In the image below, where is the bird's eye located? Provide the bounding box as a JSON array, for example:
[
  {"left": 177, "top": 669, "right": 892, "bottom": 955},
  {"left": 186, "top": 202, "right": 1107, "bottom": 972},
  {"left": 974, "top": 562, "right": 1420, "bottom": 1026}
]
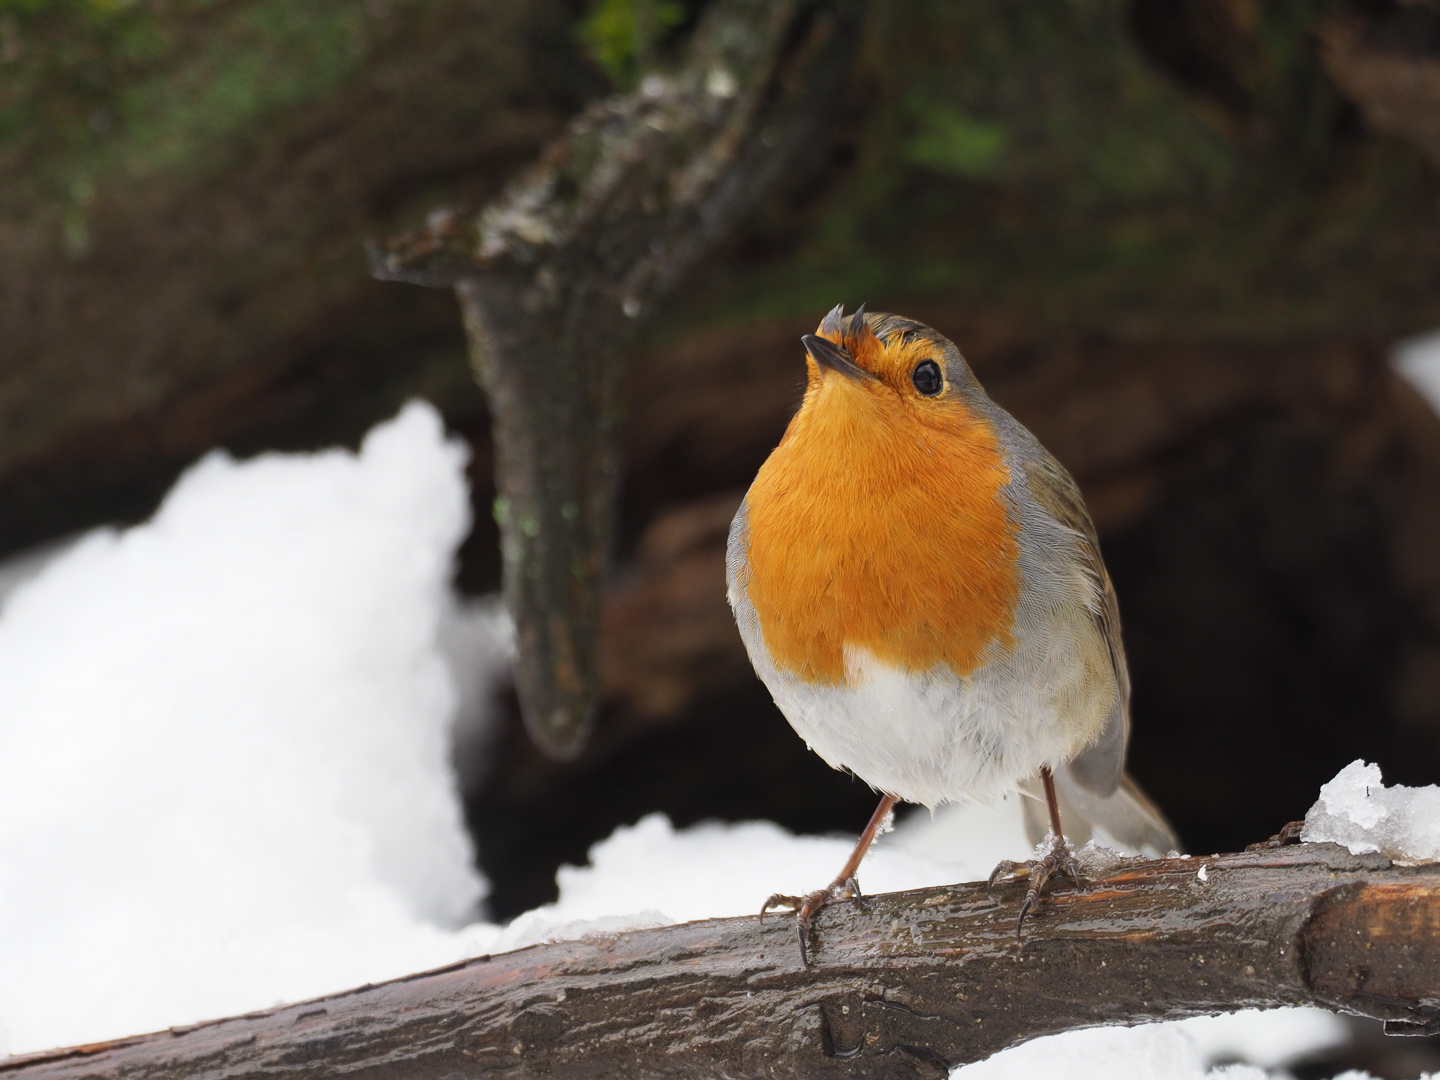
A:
[{"left": 911, "top": 360, "right": 942, "bottom": 396}]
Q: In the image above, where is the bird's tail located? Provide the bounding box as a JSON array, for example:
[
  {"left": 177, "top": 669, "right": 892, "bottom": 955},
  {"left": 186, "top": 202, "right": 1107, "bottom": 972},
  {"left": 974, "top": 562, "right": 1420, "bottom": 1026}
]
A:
[{"left": 1020, "top": 768, "right": 1180, "bottom": 857}]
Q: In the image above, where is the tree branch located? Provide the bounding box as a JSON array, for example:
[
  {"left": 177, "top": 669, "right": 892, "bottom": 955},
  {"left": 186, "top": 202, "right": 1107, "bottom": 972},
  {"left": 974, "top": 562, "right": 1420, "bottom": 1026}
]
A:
[
  {"left": 370, "top": 0, "right": 863, "bottom": 760},
  {"left": 7, "top": 843, "right": 1438, "bottom": 1080}
]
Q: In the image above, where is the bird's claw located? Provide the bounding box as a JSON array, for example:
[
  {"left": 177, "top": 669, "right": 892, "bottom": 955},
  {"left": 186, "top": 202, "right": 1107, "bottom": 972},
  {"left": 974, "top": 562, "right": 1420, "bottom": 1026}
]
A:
[
  {"left": 987, "top": 836, "right": 1084, "bottom": 939},
  {"left": 758, "top": 892, "right": 804, "bottom": 923},
  {"left": 758, "top": 877, "right": 862, "bottom": 967},
  {"left": 986, "top": 858, "right": 1029, "bottom": 893},
  {"left": 842, "top": 875, "right": 867, "bottom": 911}
]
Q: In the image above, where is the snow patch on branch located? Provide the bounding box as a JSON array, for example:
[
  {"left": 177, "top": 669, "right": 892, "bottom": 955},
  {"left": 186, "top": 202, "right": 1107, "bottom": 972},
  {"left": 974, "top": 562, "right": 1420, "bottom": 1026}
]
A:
[{"left": 1302, "top": 760, "right": 1440, "bottom": 863}]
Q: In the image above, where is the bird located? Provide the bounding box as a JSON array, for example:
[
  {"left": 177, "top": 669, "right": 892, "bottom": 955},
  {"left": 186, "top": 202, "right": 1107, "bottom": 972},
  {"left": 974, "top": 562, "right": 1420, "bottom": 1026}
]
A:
[{"left": 725, "top": 304, "right": 1176, "bottom": 964}]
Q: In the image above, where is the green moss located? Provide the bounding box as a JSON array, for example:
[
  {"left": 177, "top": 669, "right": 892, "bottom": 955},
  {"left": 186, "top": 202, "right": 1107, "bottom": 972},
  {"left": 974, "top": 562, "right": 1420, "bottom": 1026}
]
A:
[
  {"left": 677, "top": 0, "right": 1440, "bottom": 341},
  {"left": 117, "top": 0, "right": 365, "bottom": 178},
  {"left": 0, "top": 0, "right": 367, "bottom": 250},
  {"left": 905, "top": 104, "right": 1007, "bottom": 179},
  {"left": 577, "top": 0, "right": 684, "bottom": 88}
]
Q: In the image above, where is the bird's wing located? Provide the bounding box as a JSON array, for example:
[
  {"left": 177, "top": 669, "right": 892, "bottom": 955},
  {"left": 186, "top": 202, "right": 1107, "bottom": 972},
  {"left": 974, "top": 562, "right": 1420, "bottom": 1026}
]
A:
[{"left": 1021, "top": 453, "right": 1130, "bottom": 797}]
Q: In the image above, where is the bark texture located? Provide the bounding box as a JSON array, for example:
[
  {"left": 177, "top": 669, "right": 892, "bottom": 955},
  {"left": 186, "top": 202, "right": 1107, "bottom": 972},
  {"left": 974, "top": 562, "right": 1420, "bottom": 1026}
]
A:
[
  {"left": 372, "top": 0, "right": 863, "bottom": 759},
  {"left": 1320, "top": 7, "right": 1440, "bottom": 170},
  {"left": 5, "top": 844, "right": 1437, "bottom": 1080}
]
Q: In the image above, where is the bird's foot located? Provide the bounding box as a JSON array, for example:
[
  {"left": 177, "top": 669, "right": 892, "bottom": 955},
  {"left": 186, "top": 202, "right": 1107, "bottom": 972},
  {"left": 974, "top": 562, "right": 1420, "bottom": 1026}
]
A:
[
  {"left": 987, "top": 835, "right": 1084, "bottom": 939},
  {"left": 759, "top": 875, "right": 861, "bottom": 967}
]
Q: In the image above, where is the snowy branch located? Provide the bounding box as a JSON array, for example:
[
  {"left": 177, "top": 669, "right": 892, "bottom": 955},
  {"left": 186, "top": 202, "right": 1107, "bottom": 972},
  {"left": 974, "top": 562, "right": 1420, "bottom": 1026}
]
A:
[{"left": 5, "top": 841, "right": 1437, "bottom": 1080}]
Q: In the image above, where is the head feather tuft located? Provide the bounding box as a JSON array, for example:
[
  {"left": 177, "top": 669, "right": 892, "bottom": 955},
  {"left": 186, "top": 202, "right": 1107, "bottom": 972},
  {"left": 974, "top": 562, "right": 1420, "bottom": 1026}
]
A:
[
  {"left": 818, "top": 303, "right": 847, "bottom": 340},
  {"left": 845, "top": 302, "right": 881, "bottom": 364}
]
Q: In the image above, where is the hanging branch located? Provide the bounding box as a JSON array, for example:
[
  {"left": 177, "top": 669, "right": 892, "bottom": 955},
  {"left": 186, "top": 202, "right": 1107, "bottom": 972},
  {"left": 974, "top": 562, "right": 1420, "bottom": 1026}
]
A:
[
  {"left": 7, "top": 842, "right": 1438, "bottom": 1080},
  {"left": 370, "top": 0, "right": 863, "bottom": 759}
]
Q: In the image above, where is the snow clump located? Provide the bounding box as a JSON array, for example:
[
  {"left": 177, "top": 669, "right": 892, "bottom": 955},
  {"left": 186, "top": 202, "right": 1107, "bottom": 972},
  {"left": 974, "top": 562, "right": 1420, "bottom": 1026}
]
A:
[{"left": 1302, "top": 760, "right": 1440, "bottom": 863}]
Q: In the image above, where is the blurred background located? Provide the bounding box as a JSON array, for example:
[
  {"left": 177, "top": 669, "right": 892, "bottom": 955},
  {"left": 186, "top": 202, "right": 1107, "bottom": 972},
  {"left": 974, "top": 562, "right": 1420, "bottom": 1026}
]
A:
[{"left": 5, "top": 0, "right": 1440, "bottom": 926}]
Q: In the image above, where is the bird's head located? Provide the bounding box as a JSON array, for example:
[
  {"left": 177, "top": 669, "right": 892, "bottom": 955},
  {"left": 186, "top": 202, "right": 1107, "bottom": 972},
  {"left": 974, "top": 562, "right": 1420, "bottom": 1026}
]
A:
[{"left": 799, "top": 304, "right": 981, "bottom": 421}]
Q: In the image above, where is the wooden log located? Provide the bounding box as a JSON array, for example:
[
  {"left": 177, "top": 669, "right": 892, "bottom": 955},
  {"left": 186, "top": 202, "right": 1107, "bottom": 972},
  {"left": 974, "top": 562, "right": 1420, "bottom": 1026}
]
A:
[{"left": 5, "top": 842, "right": 1437, "bottom": 1080}]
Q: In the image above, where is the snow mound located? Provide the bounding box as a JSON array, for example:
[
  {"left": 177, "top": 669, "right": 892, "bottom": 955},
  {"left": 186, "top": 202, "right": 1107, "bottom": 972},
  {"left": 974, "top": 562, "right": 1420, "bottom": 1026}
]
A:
[
  {"left": 952, "top": 1009, "right": 1350, "bottom": 1080},
  {"left": 1394, "top": 327, "right": 1440, "bottom": 417},
  {"left": 1302, "top": 760, "right": 1440, "bottom": 863},
  {"left": 0, "top": 402, "right": 494, "bottom": 1055},
  {"left": 497, "top": 812, "right": 957, "bottom": 949}
]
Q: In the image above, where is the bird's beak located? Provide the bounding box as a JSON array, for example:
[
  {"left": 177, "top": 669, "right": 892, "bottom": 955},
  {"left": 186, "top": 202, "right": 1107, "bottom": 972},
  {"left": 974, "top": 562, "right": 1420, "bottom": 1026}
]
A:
[{"left": 802, "top": 334, "right": 877, "bottom": 383}]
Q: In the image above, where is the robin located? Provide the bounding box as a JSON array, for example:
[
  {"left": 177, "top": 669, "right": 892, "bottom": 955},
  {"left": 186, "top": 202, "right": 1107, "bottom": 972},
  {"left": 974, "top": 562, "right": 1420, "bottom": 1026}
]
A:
[{"left": 726, "top": 305, "right": 1176, "bottom": 964}]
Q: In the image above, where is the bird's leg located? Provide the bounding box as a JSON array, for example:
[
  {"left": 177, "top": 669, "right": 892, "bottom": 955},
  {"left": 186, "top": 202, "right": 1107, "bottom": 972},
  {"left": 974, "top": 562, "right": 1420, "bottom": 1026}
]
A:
[
  {"left": 761, "top": 793, "right": 897, "bottom": 966},
  {"left": 987, "top": 766, "right": 1083, "bottom": 937}
]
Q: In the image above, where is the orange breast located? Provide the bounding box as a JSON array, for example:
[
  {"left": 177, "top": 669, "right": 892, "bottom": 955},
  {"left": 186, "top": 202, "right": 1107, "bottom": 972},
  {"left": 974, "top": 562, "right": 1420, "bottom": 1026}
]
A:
[{"left": 742, "top": 376, "right": 1020, "bottom": 685}]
